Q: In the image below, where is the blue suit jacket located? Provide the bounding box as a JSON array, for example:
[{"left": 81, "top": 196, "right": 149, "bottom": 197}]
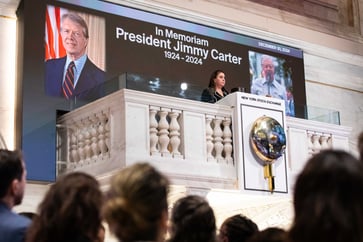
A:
[
  {"left": 45, "top": 56, "right": 105, "bottom": 101},
  {"left": 0, "top": 202, "right": 31, "bottom": 242}
]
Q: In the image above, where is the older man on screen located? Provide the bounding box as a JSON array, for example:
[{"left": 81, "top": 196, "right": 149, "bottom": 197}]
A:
[
  {"left": 251, "top": 55, "right": 287, "bottom": 100},
  {"left": 251, "top": 54, "right": 291, "bottom": 114},
  {"left": 45, "top": 12, "right": 105, "bottom": 101}
]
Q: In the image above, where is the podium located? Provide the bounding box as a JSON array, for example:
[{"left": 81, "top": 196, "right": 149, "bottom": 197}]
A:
[{"left": 218, "top": 92, "right": 289, "bottom": 194}]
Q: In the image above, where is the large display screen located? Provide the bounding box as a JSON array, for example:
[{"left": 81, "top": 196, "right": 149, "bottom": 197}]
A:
[{"left": 19, "top": 0, "right": 306, "bottom": 181}]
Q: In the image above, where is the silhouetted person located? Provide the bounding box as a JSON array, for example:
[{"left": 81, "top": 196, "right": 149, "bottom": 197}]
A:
[
  {"left": 103, "top": 163, "right": 169, "bottom": 242},
  {"left": 218, "top": 214, "right": 258, "bottom": 242},
  {"left": 0, "top": 149, "right": 30, "bottom": 242},
  {"left": 168, "top": 195, "right": 216, "bottom": 242},
  {"left": 26, "top": 172, "right": 104, "bottom": 242},
  {"left": 287, "top": 150, "right": 363, "bottom": 242},
  {"left": 247, "top": 227, "right": 286, "bottom": 242}
]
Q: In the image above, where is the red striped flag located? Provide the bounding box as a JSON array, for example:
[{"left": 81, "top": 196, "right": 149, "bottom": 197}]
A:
[{"left": 45, "top": 6, "right": 67, "bottom": 60}]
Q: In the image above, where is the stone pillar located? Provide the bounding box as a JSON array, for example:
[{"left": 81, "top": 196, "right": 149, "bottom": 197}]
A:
[{"left": 0, "top": 16, "right": 16, "bottom": 149}]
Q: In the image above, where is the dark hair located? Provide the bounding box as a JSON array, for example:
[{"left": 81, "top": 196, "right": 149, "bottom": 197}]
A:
[
  {"left": 103, "top": 162, "right": 169, "bottom": 242},
  {"left": 169, "top": 195, "right": 216, "bottom": 242},
  {"left": 247, "top": 227, "right": 286, "bottom": 242},
  {"left": 61, "top": 12, "right": 89, "bottom": 38},
  {"left": 288, "top": 150, "right": 363, "bottom": 242},
  {"left": 26, "top": 172, "right": 103, "bottom": 242},
  {"left": 0, "top": 149, "right": 24, "bottom": 198},
  {"left": 208, "top": 69, "right": 224, "bottom": 88},
  {"left": 220, "top": 214, "right": 258, "bottom": 242}
]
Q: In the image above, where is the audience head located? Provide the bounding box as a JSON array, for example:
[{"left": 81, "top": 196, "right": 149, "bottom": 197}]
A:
[
  {"left": 103, "top": 162, "right": 169, "bottom": 242},
  {"left": 169, "top": 195, "right": 216, "bottom": 242},
  {"left": 26, "top": 172, "right": 104, "bottom": 242},
  {"left": 286, "top": 86, "right": 293, "bottom": 100},
  {"left": 247, "top": 227, "right": 286, "bottom": 242},
  {"left": 208, "top": 69, "right": 226, "bottom": 89},
  {"left": 218, "top": 214, "right": 258, "bottom": 242},
  {"left": 288, "top": 149, "right": 363, "bottom": 242},
  {"left": 0, "top": 149, "right": 26, "bottom": 208}
]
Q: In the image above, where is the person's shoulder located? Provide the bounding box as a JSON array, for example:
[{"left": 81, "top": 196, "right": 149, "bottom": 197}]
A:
[
  {"left": 251, "top": 77, "right": 264, "bottom": 92},
  {"left": 45, "top": 56, "right": 66, "bottom": 63},
  {"left": 0, "top": 210, "right": 31, "bottom": 228},
  {"left": 272, "top": 79, "right": 283, "bottom": 87},
  {"left": 85, "top": 58, "right": 105, "bottom": 74},
  {"left": 201, "top": 87, "right": 217, "bottom": 103},
  {"left": 202, "top": 87, "right": 215, "bottom": 96},
  {"left": 45, "top": 56, "right": 66, "bottom": 68},
  {"left": 252, "top": 77, "right": 263, "bottom": 83},
  {"left": 80, "top": 58, "right": 105, "bottom": 85},
  {"left": 273, "top": 80, "right": 286, "bottom": 92},
  {"left": 15, "top": 213, "right": 31, "bottom": 228},
  {"left": 205, "top": 87, "right": 215, "bottom": 93},
  {"left": 251, "top": 77, "right": 264, "bottom": 88}
]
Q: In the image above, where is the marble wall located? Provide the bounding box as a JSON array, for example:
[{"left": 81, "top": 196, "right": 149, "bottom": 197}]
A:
[{"left": 0, "top": 16, "right": 16, "bottom": 149}]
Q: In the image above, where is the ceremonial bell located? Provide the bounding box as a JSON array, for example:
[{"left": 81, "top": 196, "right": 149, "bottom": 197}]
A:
[{"left": 250, "top": 116, "right": 286, "bottom": 192}]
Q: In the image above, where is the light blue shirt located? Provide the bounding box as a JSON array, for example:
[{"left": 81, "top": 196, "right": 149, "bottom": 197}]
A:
[
  {"left": 251, "top": 77, "right": 287, "bottom": 100},
  {"left": 63, "top": 54, "right": 87, "bottom": 87},
  {"left": 251, "top": 77, "right": 290, "bottom": 114}
]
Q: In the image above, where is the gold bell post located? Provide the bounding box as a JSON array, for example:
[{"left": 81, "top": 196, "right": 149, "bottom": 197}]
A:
[{"left": 263, "top": 163, "right": 275, "bottom": 193}]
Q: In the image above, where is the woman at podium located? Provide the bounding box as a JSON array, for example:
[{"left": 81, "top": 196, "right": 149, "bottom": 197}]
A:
[{"left": 201, "top": 69, "right": 229, "bottom": 103}]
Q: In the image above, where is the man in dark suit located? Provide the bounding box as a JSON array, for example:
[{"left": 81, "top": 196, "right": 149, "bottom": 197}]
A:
[
  {"left": 45, "top": 12, "right": 105, "bottom": 101},
  {"left": 0, "top": 149, "right": 31, "bottom": 242}
]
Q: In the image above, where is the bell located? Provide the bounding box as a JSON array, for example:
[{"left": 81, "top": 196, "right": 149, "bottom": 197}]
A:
[{"left": 250, "top": 116, "right": 286, "bottom": 192}]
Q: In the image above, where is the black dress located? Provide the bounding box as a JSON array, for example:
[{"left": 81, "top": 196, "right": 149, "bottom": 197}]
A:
[{"left": 200, "top": 87, "right": 229, "bottom": 103}]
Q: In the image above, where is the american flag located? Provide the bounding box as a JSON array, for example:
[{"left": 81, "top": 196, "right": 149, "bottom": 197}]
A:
[{"left": 45, "top": 5, "right": 67, "bottom": 60}]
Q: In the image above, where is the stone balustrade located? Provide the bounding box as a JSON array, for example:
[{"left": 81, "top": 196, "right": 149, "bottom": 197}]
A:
[
  {"left": 286, "top": 115, "right": 351, "bottom": 187},
  {"left": 57, "top": 89, "right": 236, "bottom": 189},
  {"left": 57, "top": 89, "right": 352, "bottom": 191}
]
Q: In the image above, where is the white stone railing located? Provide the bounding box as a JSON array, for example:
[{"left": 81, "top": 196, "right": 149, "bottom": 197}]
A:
[
  {"left": 57, "top": 89, "right": 236, "bottom": 189},
  {"left": 56, "top": 89, "right": 352, "bottom": 191},
  {"left": 56, "top": 109, "right": 110, "bottom": 171},
  {"left": 147, "top": 105, "right": 233, "bottom": 163},
  {"left": 286, "top": 116, "right": 351, "bottom": 188}
]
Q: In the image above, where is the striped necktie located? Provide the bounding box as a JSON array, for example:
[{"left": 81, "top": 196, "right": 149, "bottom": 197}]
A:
[{"left": 62, "top": 61, "right": 75, "bottom": 99}]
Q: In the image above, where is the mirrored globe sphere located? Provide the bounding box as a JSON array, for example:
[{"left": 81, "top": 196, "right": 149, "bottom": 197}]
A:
[{"left": 250, "top": 116, "right": 286, "bottom": 163}]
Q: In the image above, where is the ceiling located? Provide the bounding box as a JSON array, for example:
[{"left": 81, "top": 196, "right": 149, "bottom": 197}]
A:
[{"left": 0, "top": 0, "right": 21, "bottom": 17}]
